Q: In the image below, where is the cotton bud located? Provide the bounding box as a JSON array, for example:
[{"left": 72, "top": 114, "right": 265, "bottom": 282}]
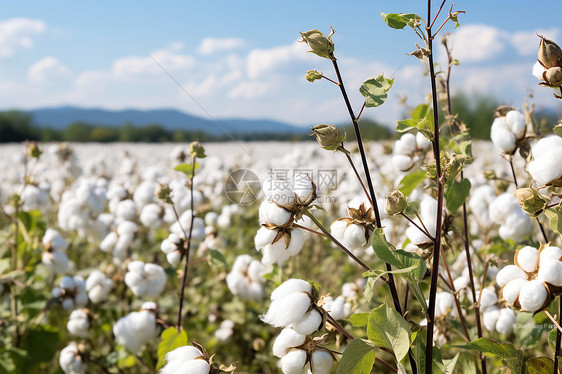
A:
[
  {"left": 546, "top": 67, "right": 562, "bottom": 86},
  {"left": 67, "top": 309, "right": 90, "bottom": 338},
  {"left": 305, "top": 69, "right": 323, "bottom": 82},
  {"left": 518, "top": 279, "right": 549, "bottom": 312},
  {"left": 160, "top": 345, "right": 211, "bottom": 374},
  {"left": 385, "top": 189, "right": 407, "bottom": 215},
  {"left": 189, "top": 141, "right": 206, "bottom": 159},
  {"left": 272, "top": 328, "right": 306, "bottom": 358},
  {"left": 513, "top": 188, "right": 547, "bottom": 218},
  {"left": 85, "top": 270, "right": 113, "bottom": 303},
  {"left": 59, "top": 342, "right": 86, "bottom": 374},
  {"left": 124, "top": 261, "right": 166, "bottom": 298},
  {"left": 156, "top": 183, "right": 173, "bottom": 204},
  {"left": 310, "top": 124, "right": 345, "bottom": 151},
  {"left": 538, "top": 35, "right": 562, "bottom": 69},
  {"left": 299, "top": 29, "right": 335, "bottom": 59}
]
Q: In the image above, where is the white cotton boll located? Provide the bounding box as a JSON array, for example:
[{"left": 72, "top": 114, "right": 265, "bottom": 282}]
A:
[
  {"left": 204, "top": 211, "right": 218, "bottom": 227},
  {"left": 343, "top": 224, "right": 369, "bottom": 251},
  {"left": 161, "top": 233, "right": 181, "bottom": 254},
  {"left": 172, "top": 360, "right": 211, "bottom": 374},
  {"left": 272, "top": 328, "right": 306, "bottom": 358},
  {"left": 113, "top": 233, "right": 134, "bottom": 259},
  {"left": 538, "top": 261, "right": 562, "bottom": 287},
  {"left": 100, "top": 232, "right": 118, "bottom": 252},
  {"left": 59, "top": 342, "right": 86, "bottom": 374},
  {"left": 290, "top": 309, "right": 322, "bottom": 335},
  {"left": 480, "top": 287, "right": 498, "bottom": 308},
  {"left": 395, "top": 133, "right": 417, "bottom": 155},
  {"left": 133, "top": 180, "right": 156, "bottom": 208},
  {"left": 392, "top": 154, "right": 413, "bottom": 171},
  {"left": 42, "top": 251, "right": 70, "bottom": 274},
  {"left": 115, "top": 199, "right": 137, "bottom": 221},
  {"left": 330, "top": 220, "right": 347, "bottom": 240},
  {"left": 416, "top": 131, "right": 431, "bottom": 151},
  {"left": 215, "top": 319, "right": 235, "bottom": 341},
  {"left": 533, "top": 61, "right": 546, "bottom": 80},
  {"left": 489, "top": 193, "right": 517, "bottom": 224},
  {"left": 162, "top": 346, "right": 204, "bottom": 372},
  {"left": 502, "top": 278, "right": 527, "bottom": 305},
  {"left": 435, "top": 292, "right": 455, "bottom": 317},
  {"left": 518, "top": 279, "right": 548, "bottom": 312},
  {"left": 468, "top": 185, "right": 496, "bottom": 227},
  {"left": 280, "top": 349, "right": 308, "bottom": 374},
  {"left": 496, "top": 265, "right": 528, "bottom": 287},
  {"left": 166, "top": 252, "right": 182, "bottom": 267},
  {"left": 62, "top": 299, "right": 75, "bottom": 311},
  {"left": 67, "top": 309, "right": 90, "bottom": 337},
  {"left": 43, "top": 228, "right": 69, "bottom": 252},
  {"left": 505, "top": 111, "right": 526, "bottom": 139},
  {"left": 491, "top": 117, "right": 517, "bottom": 154},
  {"left": 499, "top": 211, "right": 532, "bottom": 241},
  {"left": 263, "top": 293, "right": 311, "bottom": 328},
  {"left": 293, "top": 176, "right": 314, "bottom": 201},
  {"left": 256, "top": 227, "right": 306, "bottom": 265},
  {"left": 405, "top": 225, "right": 430, "bottom": 247},
  {"left": 539, "top": 246, "right": 562, "bottom": 268},
  {"left": 259, "top": 200, "right": 293, "bottom": 226},
  {"left": 124, "top": 261, "right": 166, "bottom": 298},
  {"left": 271, "top": 279, "right": 311, "bottom": 301},
  {"left": 483, "top": 306, "right": 499, "bottom": 332},
  {"left": 496, "top": 308, "right": 516, "bottom": 335},
  {"left": 323, "top": 296, "right": 348, "bottom": 321},
  {"left": 515, "top": 246, "right": 539, "bottom": 273},
  {"left": 528, "top": 135, "right": 562, "bottom": 186},
  {"left": 85, "top": 270, "right": 113, "bottom": 304},
  {"left": 140, "top": 203, "right": 162, "bottom": 227},
  {"left": 310, "top": 350, "right": 334, "bottom": 374}
]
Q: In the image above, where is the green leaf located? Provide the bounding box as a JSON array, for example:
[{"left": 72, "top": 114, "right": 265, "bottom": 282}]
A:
[
  {"left": 456, "top": 337, "right": 523, "bottom": 373},
  {"left": 174, "top": 163, "right": 200, "bottom": 176},
  {"left": 526, "top": 357, "right": 555, "bottom": 374},
  {"left": 396, "top": 118, "right": 418, "bottom": 133},
  {"left": 404, "top": 201, "right": 420, "bottom": 215},
  {"left": 209, "top": 250, "right": 227, "bottom": 267},
  {"left": 444, "top": 178, "right": 471, "bottom": 214},
  {"left": 336, "top": 339, "right": 376, "bottom": 374},
  {"left": 380, "top": 12, "right": 409, "bottom": 29},
  {"left": 360, "top": 74, "right": 394, "bottom": 108},
  {"left": 398, "top": 171, "right": 427, "bottom": 196},
  {"left": 554, "top": 124, "right": 562, "bottom": 137},
  {"left": 371, "top": 229, "right": 425, "bottom": 280},
  {"left": 548, "top": 328, "right": 558, "bottom": 352},
  {"left": 367, "top": 304, "right": 411, "bottom": 362},
  {"left": 20, "top": 325, "right": 60, "bottom": 366},
  {"left": 349, "top": 313, "right": 369, "bottom": 328},
  {"left": 157, "top": 327, "right": 188, "bottom": 370},
  {"left": 545, "top": 208, "right": 562, "bottom": 237}
]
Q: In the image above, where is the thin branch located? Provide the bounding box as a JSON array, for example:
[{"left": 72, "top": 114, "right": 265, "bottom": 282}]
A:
[
  {"left": 400, "top": 212, "right": 434, "bottom": 241},
  {"left": 429, "top": 0, "right": 447, "bottom": 30}
]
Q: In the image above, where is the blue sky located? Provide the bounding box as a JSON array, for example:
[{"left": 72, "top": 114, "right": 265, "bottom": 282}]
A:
[{"left": 1, "top": 0, "right": 561, "bottom": 128}]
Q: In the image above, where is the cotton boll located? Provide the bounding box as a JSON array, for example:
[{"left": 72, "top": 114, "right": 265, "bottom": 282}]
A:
[
  {"left": 100, "top": 232, "right": 118, "bottom": 252},
  {"left": 161, "top": 346, "right": 205, "bottom": 374},
  {"left": 124, "top": 261, "right": 166, "bottom": 298},
  {"left": 392, "top": 154, "right": 413, "bottom": 171},
  {"left": 499, "top": 211, "right": 532, "bottom": 242},
  {"left": 42, "top": 250, "right": 70, "bottom": 274},
  {"left": 310, "top": 350, "right": 334, "bottom": 374},
  {"left": 280, "top": 349, "right": 308, "bottom": 374},
  {"left": 495, "top": 308, "right": 516, "bottom": 335},
  {"left": 263, "top": 293, "right": 312, "bottom": 328},
  {"left": 290, "top": 309, "right": 322, "bottom": 335},
  {"left": 505, "top": 110, "right": 526, "bottom": 139},
  {"left": 395, "top": 133, "right": 417, "bottom": 155},
  {"left": 272, "top": 328, "right": 306, "bottom": 358},
  {"left": 323, "top": 296, "right": 348, "bottom": 321},
  {"left": 497, "top": 265, "right": 528, "bottom": 287},
  {"left": 140, "top": 203, "right": 162, "bottom": 227},
  {"left": 515, "top": 246, "right": 539, "bottom": 273},
  {"left": 528, "top": 136, "right": 562, "bottom": 186},
  {"left": 67, "top": 309, "right": 90, "bottom": 338},
  {"left": 43, "top": 228, "right": 69, "bottom": 252},
  {"left": 502, "top": 278, "right": 527, "bottom": 306},
  {"left": 518, "top": 280, "right": 549, "bottom": 312},
  {"left": 214, "top": 320, "right": 235, "bottom": 342},
  {"left": 480, "top": 287, "right": 498, "bottom": 308},
  {"left": 172, "top": 360, "right": 211, "bottom": 374},
  {"left": 491, "top": 117, "right": 516, "bottom": 154},
  {"left": 483, "top": 306, "right": 499, "bottom": 332},
  {"left": 342, "top": 224, "right": 370, "bottom": 251},
  {"left": 116, "top": 199, "right": 137, "bottom": 221},
  {"left": 538, "top": 261, "right": 562, "bottom": 287},
  {"left": 85, "top": 270, "right": 113, "bottom": 304},
  {"left": 259, "top": 200, "right": 293, "bottom": 226},
  {"left": 271, "top": 279, "right": 311, "bottom": 301},
  {"left": 533, "top": 61, "right": 546, "bottom": 80},
  {"left": 133, "top": 180, "right": 156, "bottom": 208},
  {"left": 293, "top": 176, "right": 314, "bottom": 201},
  {"left": 468, "top": 185, "right": 496, "bottom": 227},
  {"left": 59, "top": 342, "right": 86, "bottom": 374}
]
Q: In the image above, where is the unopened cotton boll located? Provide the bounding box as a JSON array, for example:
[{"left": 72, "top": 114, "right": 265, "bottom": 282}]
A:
[
  {"left": 124, "top": 261, "right": 166, "bottom": 298},
  {"left": 59, "top": 342, "right": 86, "bottom": 374},
  {"left": 528, "top": 135, "right": 562, "bottom": 186},
  {"left": 272, "top": 328, "right": 306, "bottom": 358},
  {"left": 85, "top": 270, "right": 113, "bottom": 303},
  {"left": 67, "top": 309, "right": 90, "bottom": 337},
  {"left": 160, "top": 345, "right": 210, "bottom": 374}
]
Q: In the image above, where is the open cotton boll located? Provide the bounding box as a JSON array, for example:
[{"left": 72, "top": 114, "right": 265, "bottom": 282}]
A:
[
  {"left": 226, "top": 254, "right": 265, "bottom": 301},
  {"left": 290, "top": 309, "right": 322, "bottom": 335},
  {"left": 272, "top": 328, "right": 306, "bottom": 358},
  {"left": 538, "top": 261, "right": 562, "bottom": 287},
  {"left": 259, "top": 200, "right": 293, "bottom": 226},
  {"left": 140, "top": 203, "right": 163, "bottom": 227},
  {"left": 533, "top": 61, "right": 546, "bottom": 80},
  {"left": 395, "top": 133, "right": 418, "bottom": 155},
  {"left": 124, "top": 261, "right": 166, "bottom": 298},
  {"left": 59, "top": 342, "right": 86, "bottom": 374},
  {"left": 528, "top": 136, "right": 562, "bottom": 186},
  {"left": 539, "top": 246, "right": 562, "bottom": 269},
  {"left": 262, "top": 293, "right": 312, "bottom": 328},
  {"left": 502, "top": 278, "right": 527, "bottom": 305},
  {"left": 42, "top": 250, "right": 70, "bottom": 274},
  {"left": 518, "top": 279, "right": 549, "bottom": 312},
  {"left": 392, "top": 154, "right": 413, "bottom": 172},
  {"left": 21, "top": 184, "right": 48, "bottom": 212},
  {"left": 116, "top": 199, "right": 137, "bottom": 221},
  {"left": 490, "top": 117, "right": 517, "bottom": 154},
  {"left": 255, "top": 227, "right": 306, "bottom": 265},
  {"left": 496, "top": 308, "right": 516, "bottom": 335},
  {"left": 271, "top": 279, "right": 311, "bottom": 301},
  {"left": 310, "top": 350, "right": 334, "bottom": 374},
  {"left": 468, "top": 185, "right": 496, "bottom": 227},
  {"left": 43, "top": 228, "right": 69, "bottom": 252},
  {"left": 214, "top": 319, "right": 235, "bottom": 342},
  {"left": 280, "top": 349, "right": 307, "bottom": 374},
  {"left": 293, "top": 176, "right": 314, "bottom": 201},
  {"left": 499, "top": 211, "right": 532, "bottom": 242},
  {"left": 113, "top": 306, "right": 159, "bottom": 354},
  {"left": 479, "top": 287, "right": 499, "bottom": 308},
  {"left": 416, "top": 131, "right": 432, "bottom": 150},
  {"left": 505, "top": 110, "right": 527, "bottom": 139},
  {"left": 323, "top": 296, "right": 349, "bottom": 321},
  {"left": 85, "top": 270, "right": 113, "bottom": 303},
  {"left": 161, "top": 346, "right": 210, "bottom": 374},
  {"left": 133, "top": 180, "right": 156, "bottom": 208},
  {"left": 483, "top": 306, "right": 499, "bottom": 331},
  {"left": 515, "top": 246, "right": 539, "bottom": 273},
  {"left": 67, "top": 309, "right": 90, "bottom": 338}
]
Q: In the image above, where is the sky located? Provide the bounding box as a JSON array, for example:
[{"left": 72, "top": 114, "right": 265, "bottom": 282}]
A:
[{"left": 1, "top": 0, "right": 561, "bottom": 129}]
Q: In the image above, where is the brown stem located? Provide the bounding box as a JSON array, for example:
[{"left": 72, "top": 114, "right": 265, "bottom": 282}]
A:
[
  {"left": 439, "top": 250, "right": 470, "bottom": 342},
  {"left": 509, "top": 158, "right": 519, "bottom": 188},
  {"left": 429, "top": 0, "right": 447, "bottom": 30},
  {"left": 177, "top": 157, "right": 197, "bottom": 329},
  {"left": 344, "top": 149, "right": 374, "bottom": 209}
]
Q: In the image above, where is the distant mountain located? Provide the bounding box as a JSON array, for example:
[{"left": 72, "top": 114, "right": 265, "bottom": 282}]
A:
[{"left": 27, "top": 106, "right": 305, "bottom": 136}]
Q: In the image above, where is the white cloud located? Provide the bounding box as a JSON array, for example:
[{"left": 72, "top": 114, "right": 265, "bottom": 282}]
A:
[
  {"left": 28, "top": 57, "right": 70, "bottom": 82},
  {"left": 450, "top": 24, "right": 507, "bottom": 62},
  {"left": 198, "top": 37, "right": 244, "bottom": 55},
  {"left": 246, "top": 41, "right": 311, "bottom": 79},
  {"left": 111, "top": 45, "right": 195, "bottom": 81},
  {"left": 510, "top": 28, "right": 559, "bottom": 56},
  {"left": 228, "top": 81, "right": 268, "bottom": 99},
  {"left": 0, "top": 18, "right": 46, "bottom": 58}
]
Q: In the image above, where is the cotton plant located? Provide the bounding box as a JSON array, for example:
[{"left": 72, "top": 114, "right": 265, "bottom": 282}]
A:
[
  {"left": 490, "top": 108, "right": 528, "bottom": 155},
  {"left": 42, "top": 228, "right": 70, "bottom": 274},
  {"left": 391, "top": 131, "right": 432, "bottom": 172},
  {"left": 496, "top": 244, "right": 562, "bottom": 312},
  {"left": 226, "top": 254, "right": 266, "bottom": 301},
  {"left": 67, "top": 309, "right": 91, "bottom": 338},
  {"left": 85, "top": 270, "right": 113, "bottom": 303},
  {"left": 488, "top": 192, "right": 533, "bottom": 242},
  {"left": 159, "top": 344, "right": 212, "bottom": 374},
  {"left": 59, "top": 342, "right": 86, "bottom": 374},
  {"left": 124, "top": 260, "right": 167, "bottom": 298}
]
